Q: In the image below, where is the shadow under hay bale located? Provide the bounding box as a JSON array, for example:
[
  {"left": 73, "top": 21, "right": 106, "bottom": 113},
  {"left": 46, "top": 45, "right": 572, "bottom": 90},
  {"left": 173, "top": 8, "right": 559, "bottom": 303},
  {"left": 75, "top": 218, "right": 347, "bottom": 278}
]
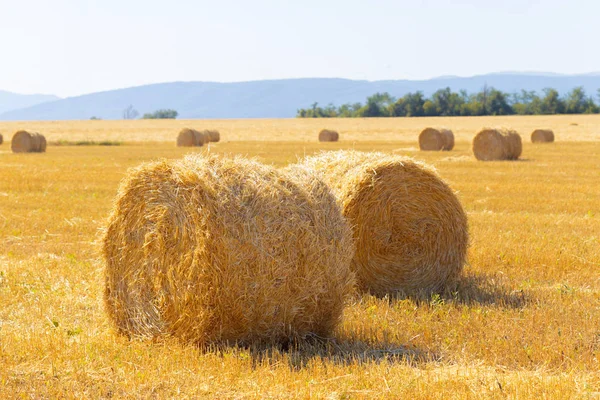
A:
[
  {"left": 419, "top": 127, "right": 454, "bottom": 151},
  {"left": 102, "top": 154, "right": 355, "bottom": 345},
  {"left": 295, "top": 150, "right": 469, "bottom": 296},
  {"left": 11, "top": 130, "right": 46, "bottom": 153},
  {"left": 531, "top": 129, "right": 555, "bottom": 143},
  {"left": 318, "top": 129, "right": 339, "bottom": 142},
  {"left": 472, "top": 127, "right": 522, "bottom": 161},
  {"left": 177, "top": 128, "right": 206, "bottom": 147}
]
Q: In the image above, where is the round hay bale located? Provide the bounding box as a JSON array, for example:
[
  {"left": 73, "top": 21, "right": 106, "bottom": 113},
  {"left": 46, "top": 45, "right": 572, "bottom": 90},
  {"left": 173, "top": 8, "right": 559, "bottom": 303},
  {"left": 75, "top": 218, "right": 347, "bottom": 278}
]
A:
[
  {"left": 296, "top": 150, "right": 469, "bottom": 296},
  {"left": 11, "top": 130, "right": 46, "bottom": 153},
  {"left": 472, "top": 128, "right": 522, "bottom": 161},
  {"left": 176, "top": 128, "right": 197, "bottom": 147},
  {"left": 193, "top": 130, "right": 209, "bottom": 146},
  {"left": 206, "top": 130, "right": 220, "bottom": 142},
  {"left": 318, "top": 129, "right": 339, "bottom": 142},
  {"left": 531, "top": 129, "right": 555, "bottom": 143},
  {"left": 0, "top": 133, "right": 3, "bottom": 145},
  {"left": 102, "top": 154, "right": 355, "bottom": 344},
  {"left": 419, "top": 128, "right": 455, "bottom": 151}
]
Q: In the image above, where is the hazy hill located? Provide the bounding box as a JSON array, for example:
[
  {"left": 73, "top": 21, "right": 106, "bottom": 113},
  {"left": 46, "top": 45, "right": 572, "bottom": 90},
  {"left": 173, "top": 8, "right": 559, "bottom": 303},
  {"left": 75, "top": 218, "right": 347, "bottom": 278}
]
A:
[
  {"left": 2, "top": 73, "right": 600, "bottom": 120},
  {"left": 0, "top": 90, "right": 60, "bottom": 115}
]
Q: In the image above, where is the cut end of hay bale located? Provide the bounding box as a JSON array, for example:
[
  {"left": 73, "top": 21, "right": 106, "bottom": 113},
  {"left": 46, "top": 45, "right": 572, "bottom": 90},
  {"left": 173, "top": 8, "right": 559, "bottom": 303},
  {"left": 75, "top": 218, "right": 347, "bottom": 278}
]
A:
[
  {"left": 419, "top": 127, "right": 455, "bottom": 151},
  {"left": 102, "top": 154, "right": 355, "bottom": 345},
  {"left": 531, "top": 129, "right": 555, "bottom": 143},
  {"left": 297, "top": 150, "right": 469, "bottom": 296},
  {"left": 11, "top": 130, "right": 46, "bottom": 153},
  {"left": 318, "top": 129, "right": 339, "bottom": 142},
  {"left": 472, "top": 127, "right": 522, "bottom": 161}
]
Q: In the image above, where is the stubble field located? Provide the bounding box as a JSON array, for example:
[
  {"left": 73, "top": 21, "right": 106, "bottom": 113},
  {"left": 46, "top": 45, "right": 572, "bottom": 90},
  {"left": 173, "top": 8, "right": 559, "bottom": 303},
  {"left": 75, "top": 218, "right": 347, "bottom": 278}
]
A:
[{"left": 0, "top": 116, "right": 599, "bottom": 398}]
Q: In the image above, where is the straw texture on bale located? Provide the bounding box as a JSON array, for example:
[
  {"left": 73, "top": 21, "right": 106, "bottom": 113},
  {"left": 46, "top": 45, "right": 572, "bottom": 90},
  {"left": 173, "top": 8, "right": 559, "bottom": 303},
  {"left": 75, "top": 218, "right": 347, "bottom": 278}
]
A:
[
  {"left": 472, "top": 128, "right": 522, "bottom": 161},
  {"left": 193, "top": 130, "right": 209, "bottom": 146},
  {"left": 206, "top": 130, "right": 220, "bottom": 142},
  {"left": 318, "top": 129, "right": 339, "bottom": 142},
  {"left": 531, "top": 129, "right": 554, "bottom": 143},
  {"left": 11, "top": 130, "right": 46, "bottom": 153},
  {"left": 176, "top": 128, "right": 206, "bottom": 147},
  {"left": 419, "top": 127, "right": 455, "bottom": 151},
  {"left": 102, "top": 154, "right": 355, "bottom": 345},
  {"left": 296, "top": 150, "right": 469, "bottom": 296}
]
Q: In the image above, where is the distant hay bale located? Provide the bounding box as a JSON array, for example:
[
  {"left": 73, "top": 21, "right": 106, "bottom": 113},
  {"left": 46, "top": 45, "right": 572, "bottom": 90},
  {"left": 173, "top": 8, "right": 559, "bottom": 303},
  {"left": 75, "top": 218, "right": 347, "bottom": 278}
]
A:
[
  {"left": 11, "top": 130, "right": 46, "bottom": 153},
  {"left": 206, "top": 130, "right": 220, "bottom": 142},
  {"left": 472, "top": 128, "right": 522, "bottom": 161},
  {"left": 177, "top": 128, "right": 208, "bottom": 147},
  {"left": 193, "top": 130, "right": 209, "bottom": 146},
  {"left": 531, "top": 129, "right": 554, "bottom": 143},
  {"left": 102, "top": 154, "right": 354, "bottom": 345},
  {"left": 318, "top": 129, "right": 339, "bottom": 142},
  {"left": 419, "top": 127, "right": 455, "bottom": 151},
  {"left": 0, "top": 133, "right": 3, "bottom": 145},
  {"left": 176, "top": 128, "right": 197, "bottom": 147},
  {"left": 296, "top": 150, "right": 469, "bottom": 296}
]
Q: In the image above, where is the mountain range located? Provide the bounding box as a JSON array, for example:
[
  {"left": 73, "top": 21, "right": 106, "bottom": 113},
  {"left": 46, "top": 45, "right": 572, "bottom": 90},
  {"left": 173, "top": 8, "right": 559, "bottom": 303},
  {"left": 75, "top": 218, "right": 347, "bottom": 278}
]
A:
[
  {"left": 2, "top": 73, "right": 600, "bottom": 120},
  {"left": 0, "top": 91, "right": 60, "bottom": 116}
]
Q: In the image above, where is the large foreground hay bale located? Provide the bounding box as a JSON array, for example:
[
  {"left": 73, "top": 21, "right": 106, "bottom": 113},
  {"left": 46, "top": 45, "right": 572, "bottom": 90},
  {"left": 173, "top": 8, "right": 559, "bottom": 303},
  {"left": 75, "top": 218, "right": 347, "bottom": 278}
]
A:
[
  {"left": 296, "top": 150, "right": 469, "bottom": 296},
  {"left": 472, "top": 128, "right": 522, "bottom": 161},
  {"left": 318, "top": 129, "right": 339, "bottom": 142},
  {"left": 531, "top": 129, "right": 554, "bottom": 143},
  {"left": 206, "top": 130, "right": 220, "bottom": 142},
  {"left": 11, "top": 130, "right": 46, "bottom": 153},
  {"left": 177, "top": 128, "right": 206, "bottom": 147},
  {"left": 102, "top": 154, "right": 354, "bottom": 344},
  {"left": 419, "top": 127, "right": 455, "bottom": 151}
]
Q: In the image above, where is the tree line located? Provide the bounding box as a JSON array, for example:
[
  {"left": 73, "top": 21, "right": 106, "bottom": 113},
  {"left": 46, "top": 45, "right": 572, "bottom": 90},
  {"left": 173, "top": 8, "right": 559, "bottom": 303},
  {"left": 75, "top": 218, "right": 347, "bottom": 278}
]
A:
[{"left": 296, "top": 86, "right": 600, "bottom": 118}]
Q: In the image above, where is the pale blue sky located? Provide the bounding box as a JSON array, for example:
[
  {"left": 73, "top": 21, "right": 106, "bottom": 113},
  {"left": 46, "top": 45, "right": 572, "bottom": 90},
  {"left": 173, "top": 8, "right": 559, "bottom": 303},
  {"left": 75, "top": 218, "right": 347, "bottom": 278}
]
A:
[{"left": 0, "top": 0, "right": 597, "bottom": 97}]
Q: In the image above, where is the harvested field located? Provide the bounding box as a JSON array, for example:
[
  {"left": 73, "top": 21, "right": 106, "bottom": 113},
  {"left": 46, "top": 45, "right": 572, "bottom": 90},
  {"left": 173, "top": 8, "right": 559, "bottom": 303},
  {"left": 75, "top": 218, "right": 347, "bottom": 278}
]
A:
[{"left": 1, "top": 116, "right": 599, "bottom": 398}]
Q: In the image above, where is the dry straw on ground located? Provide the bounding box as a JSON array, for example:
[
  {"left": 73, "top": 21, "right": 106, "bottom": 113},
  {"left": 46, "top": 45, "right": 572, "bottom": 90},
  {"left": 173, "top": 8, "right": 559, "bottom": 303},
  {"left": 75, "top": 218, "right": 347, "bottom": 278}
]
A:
[
  {"left": 296, "top": 150, "right": 469, "bottom": 296},
  {"left": 205, "top": 130, "right": 221, "bottom": 142},
  {"left": 531, "top": 129, "right": 555, "bottom": 143},
  {"left": 102, "top": 154, "right": 355, "bottom": 345},
  {"left": 176, "top": 128, "right": 207, "bottom": 147},
  {"left": 472, "top": 128, "right": 522, "bottom": 161},
  {"left": 318, "top": 129, "right": 339, "bottom": 142},
  {"left": 419, "top": 127, "right": 455, "bottom": 151},
  {"left": 11, "top": 130, "right": 46, "bottom": 153}
]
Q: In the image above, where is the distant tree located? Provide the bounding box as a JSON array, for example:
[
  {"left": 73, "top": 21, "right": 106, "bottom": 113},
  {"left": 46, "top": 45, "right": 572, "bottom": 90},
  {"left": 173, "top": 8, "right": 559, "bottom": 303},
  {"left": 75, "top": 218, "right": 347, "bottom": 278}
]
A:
[
  {"left": 540, "top": 88, "right": 564, "bottom": 114},
  {"left": 90, "top": 116, "right": 102, "bottom": 120},
  {"left": 361, "top": 92, "right": 395, "bottom": 117},
  {"left": 564, "top": 87, "right": 587, "bottom": 114},
  {"left": 122, "top": 105, "right": 139, "bottom": 120},
  {"left": 142, "top": 109, "right": 179, "bottom": 119},
  {"left": 486, "top": 89, "right": 513, "bottom": 115}
]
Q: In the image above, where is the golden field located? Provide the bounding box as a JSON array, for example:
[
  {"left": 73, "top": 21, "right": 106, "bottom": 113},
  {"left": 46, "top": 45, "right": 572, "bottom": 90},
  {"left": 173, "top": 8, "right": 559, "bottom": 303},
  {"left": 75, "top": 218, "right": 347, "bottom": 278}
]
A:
[{"left": 0, "top": 116, "right": 599, "bottom": 399}]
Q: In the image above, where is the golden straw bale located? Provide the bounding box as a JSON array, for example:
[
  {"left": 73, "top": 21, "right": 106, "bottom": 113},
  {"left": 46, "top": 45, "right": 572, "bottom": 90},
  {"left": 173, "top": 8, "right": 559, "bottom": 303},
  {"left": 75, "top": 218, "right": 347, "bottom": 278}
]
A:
[
  {"left": 531, "top": 129, "right": 555, "bottom": 143},
  {"left": 193, "top": 130, "right": 209, "bottom": 146},
  {"left": 206, "top": 130, "right": 221, "bottom": 142},
  {"left": 318, "top": 129, "right": 339, "bottom": 142},
  {"left": 11, "top": 130, "right": 46, "bottom": 153},
  {"left": 419, "top": 127, "right": 455, "bottom": 151},
  {"left": 296, "top": 150, "right": 469, "bottom": 296},
  {"left": 176, "top": 128, "right": 197, "bottom": 147},
  {"left": 472, "top": 128, "right": 522, "bottom": 161},
  {"left": 102, "top": 154, "right": 354, "bottom": 345}
]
